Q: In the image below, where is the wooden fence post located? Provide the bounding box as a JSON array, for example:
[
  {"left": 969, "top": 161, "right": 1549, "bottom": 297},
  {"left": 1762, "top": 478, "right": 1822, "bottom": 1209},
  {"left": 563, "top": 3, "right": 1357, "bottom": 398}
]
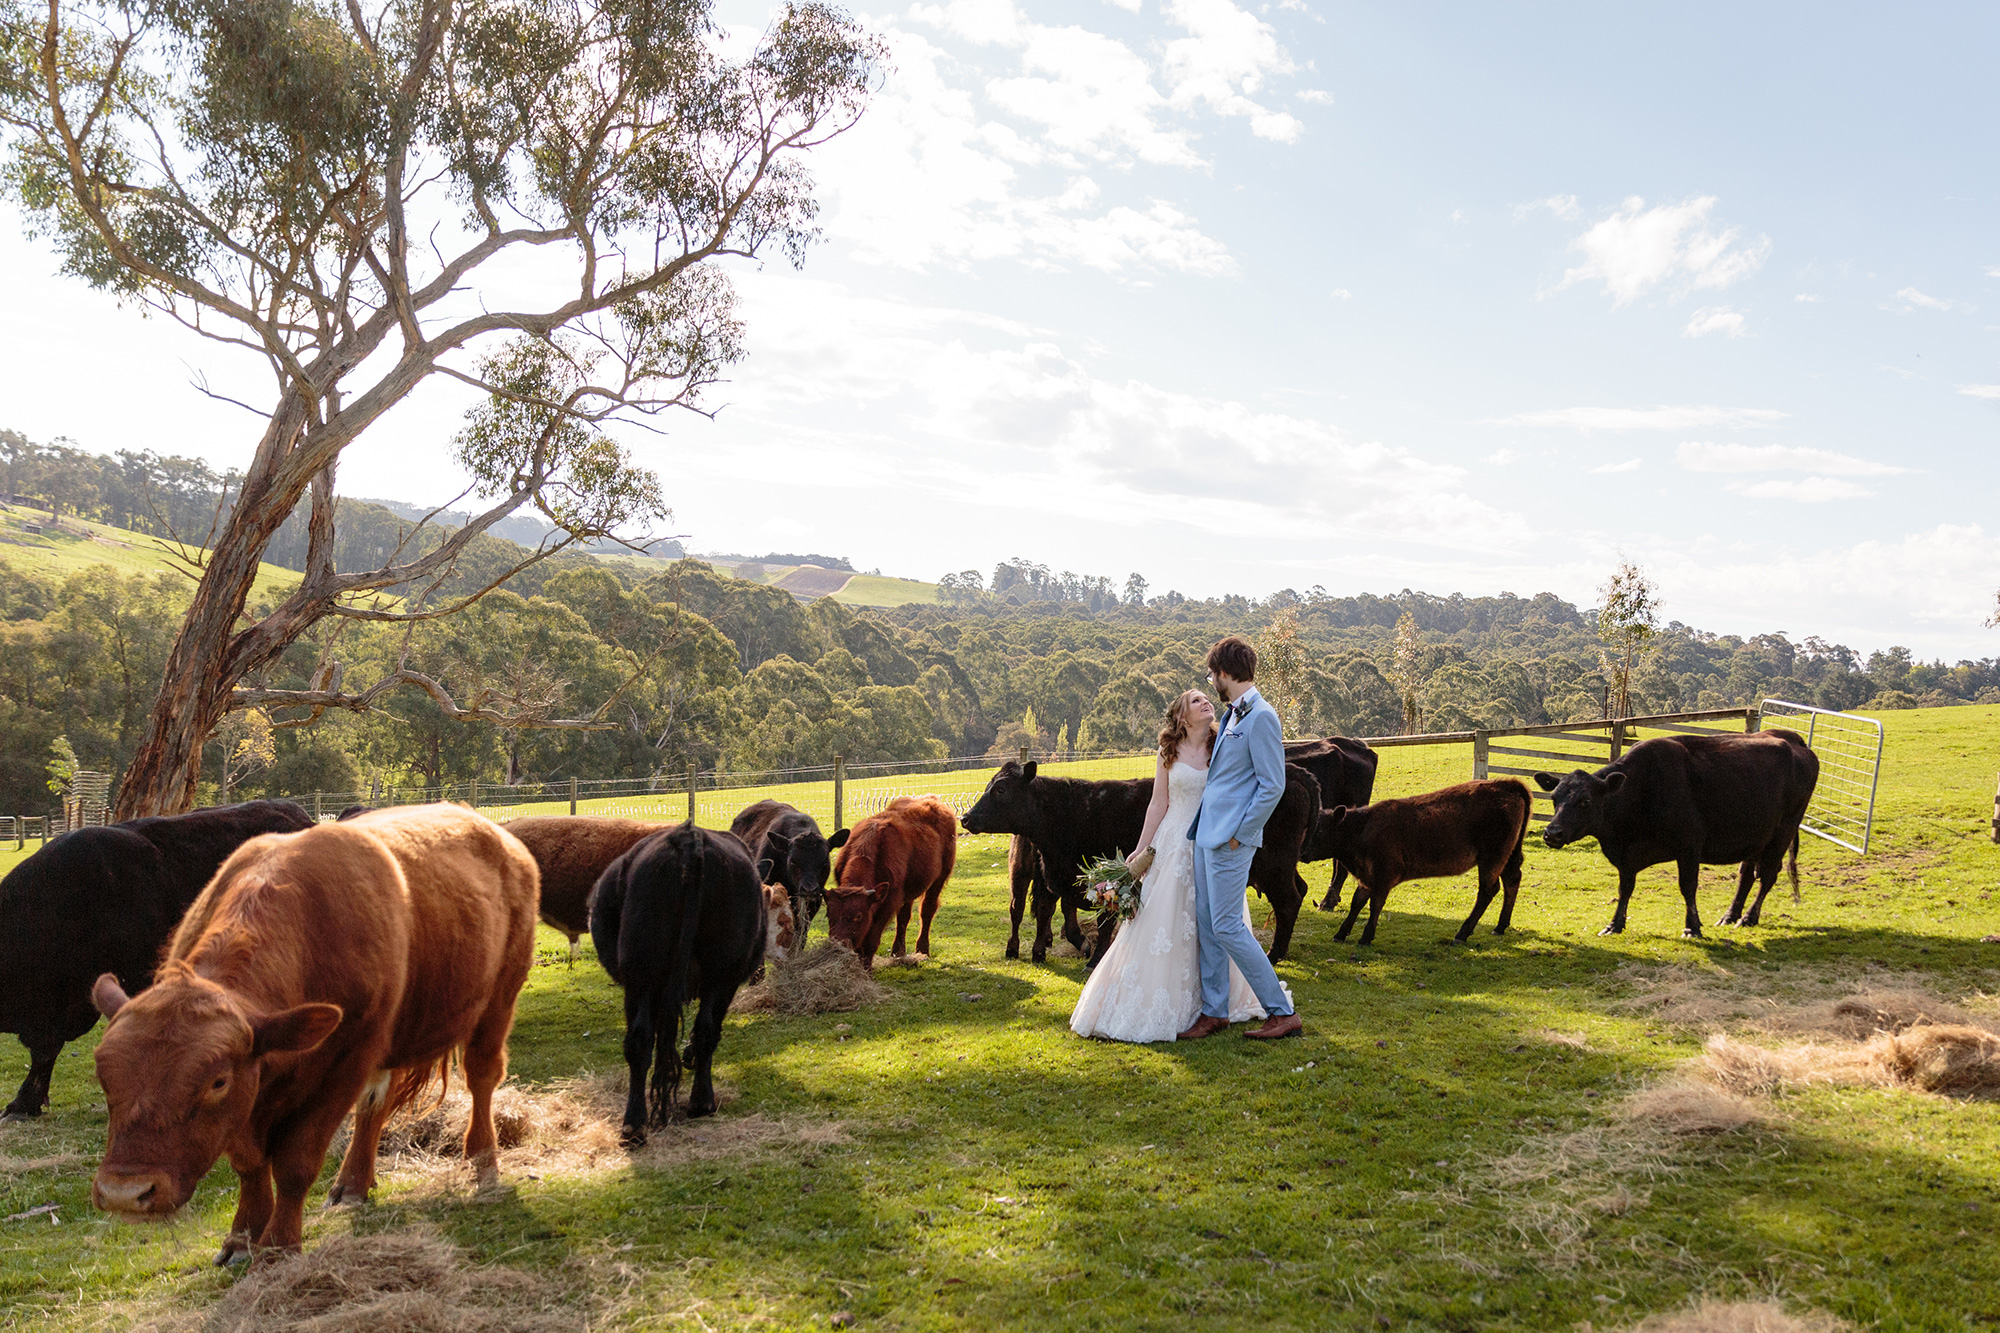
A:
[
  {"left": 313, "top": 792, "right": 323, "bottom": 822},
  {"left": 833, "top": 754, "right": 846, "bottom": 832},
  {"left": 1609, "top": 721, "right": 1625, "bottom": 762},
  {"left": 1472, "top": 731, "right": 1489, "bottom": 780},
  {"left": 1018, "top": 744, "right": 1029, "bottom": 766},
  {"left": 1745, "top": 706, "right": 1761, "bottom": 733},
  {"left": 686, "top": 764, "right": 697, "bottom": 824},
  {"left": 569, "top": 775, "right": 579, "bottom": 816}
]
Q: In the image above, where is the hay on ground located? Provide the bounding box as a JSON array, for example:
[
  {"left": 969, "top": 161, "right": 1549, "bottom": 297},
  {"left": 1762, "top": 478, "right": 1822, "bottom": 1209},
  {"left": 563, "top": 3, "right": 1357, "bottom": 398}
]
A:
[
  {"left": 140, "top": 1227, "right": 573, "bottom": 1333},
  {"left": 1871, "top": 1023, "right": 2000, "bottom": 1095},
  {"left": 1609, "top": 963, "right": 2000, "bottom": 1040},
  {"left": 1620, "top": 1080, "right": 1766, "bottom": 1134},
  {"left": 736, "top": 940, "right": 890, "bottom": 1014},
  {"left": 1696, "top": 1025, "right": 2000, "bottom": 1099},
  {"left": 1609, "top": 1297, "right": 1852, "bottom": 1333}
]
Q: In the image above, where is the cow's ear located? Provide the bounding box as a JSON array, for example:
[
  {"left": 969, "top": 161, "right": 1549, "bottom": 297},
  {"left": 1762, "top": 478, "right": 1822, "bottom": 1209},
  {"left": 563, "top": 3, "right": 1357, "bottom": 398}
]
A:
[
  {"left": 252, "top": 1003, "right": 344, "bottom": 1057},
  {"left": 92, "top": 973, "right": 130, "bottom": 1019},
  {"left": 756, "top": 858, "right": 776, "bottom": 883},
  {"left": 1533, "top": 773, "right": 1560, "bottom": 792},
  {"left": 1603, "top": 772, "right": 1627, "bottom": 792},
  {"left": 826, "top": 828, "right": 850, "bottom": 849},
  {"left": 1022, "top": 761, "right": 1038, "bottom": 780},
  {"left": 1325, "top": 806, "right": 1348, "bottom": 825}
]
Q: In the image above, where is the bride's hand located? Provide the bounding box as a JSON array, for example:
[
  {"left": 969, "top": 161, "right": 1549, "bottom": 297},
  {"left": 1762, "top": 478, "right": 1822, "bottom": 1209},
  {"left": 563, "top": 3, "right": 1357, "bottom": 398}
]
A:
[{"left": 1126, "top": 846, "right": 1156, "bottom": 880}]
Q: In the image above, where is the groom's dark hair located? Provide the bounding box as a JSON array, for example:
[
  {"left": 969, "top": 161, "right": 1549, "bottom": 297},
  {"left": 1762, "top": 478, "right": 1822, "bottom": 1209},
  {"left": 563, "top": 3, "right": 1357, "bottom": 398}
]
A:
[{"left": 1207, "top": 636, "right": 1256, "bottom": 682}]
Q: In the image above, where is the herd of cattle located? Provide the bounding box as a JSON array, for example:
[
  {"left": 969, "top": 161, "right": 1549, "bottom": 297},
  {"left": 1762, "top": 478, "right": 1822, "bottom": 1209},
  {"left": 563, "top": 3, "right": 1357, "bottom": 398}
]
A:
[{"left": 0, "top": 726, "right": 1819, "bottom": 1261}]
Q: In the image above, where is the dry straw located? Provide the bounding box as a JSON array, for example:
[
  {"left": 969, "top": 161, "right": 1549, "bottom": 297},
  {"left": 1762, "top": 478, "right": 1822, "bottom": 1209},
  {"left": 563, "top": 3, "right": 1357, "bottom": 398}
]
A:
[
  {"left": 735, "top": 940, "right": 891, "bottom": 1015},
  {"left": 1594, "top": 1297, "right": 1853, "bottom": 1333}
]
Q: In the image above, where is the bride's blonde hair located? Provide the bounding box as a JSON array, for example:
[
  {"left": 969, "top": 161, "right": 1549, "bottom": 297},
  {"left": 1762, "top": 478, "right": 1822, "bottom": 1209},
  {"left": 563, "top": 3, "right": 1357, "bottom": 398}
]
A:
[{"left": 1157, "top": 689, "right": 1217, "bottom": 765}]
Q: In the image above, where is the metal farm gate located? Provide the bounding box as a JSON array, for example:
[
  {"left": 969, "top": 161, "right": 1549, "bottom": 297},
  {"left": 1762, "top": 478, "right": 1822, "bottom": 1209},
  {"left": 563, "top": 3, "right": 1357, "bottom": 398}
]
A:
[{"left": 1758, "top": 698, "right": 1884, "bottom": 853}]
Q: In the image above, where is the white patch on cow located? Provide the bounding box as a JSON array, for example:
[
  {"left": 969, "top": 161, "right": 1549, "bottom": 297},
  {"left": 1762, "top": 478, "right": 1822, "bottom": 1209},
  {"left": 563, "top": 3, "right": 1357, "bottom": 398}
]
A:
[{"left": 358, "top": 1070, "right": 392, "bottom": 1111}]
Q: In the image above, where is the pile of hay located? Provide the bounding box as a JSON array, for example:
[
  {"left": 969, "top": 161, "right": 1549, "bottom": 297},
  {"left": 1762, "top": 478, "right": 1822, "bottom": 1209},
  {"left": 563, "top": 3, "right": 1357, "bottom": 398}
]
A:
[
  {"left": 1602, "top": 1298, "right": 1851, "bottom": 1333},
  {"left": 736, "top": 941, "right": 890, "bottom": 1015},
  {"left": 1620, "top": 1080, "right": 1766, "bottom": 1134},
  {"left": 1700, "top": 1026, "right": 2000, "bottom": 1099},
  {"left": 140, "top": 1228, "right": 573, "bottom": 1333}
]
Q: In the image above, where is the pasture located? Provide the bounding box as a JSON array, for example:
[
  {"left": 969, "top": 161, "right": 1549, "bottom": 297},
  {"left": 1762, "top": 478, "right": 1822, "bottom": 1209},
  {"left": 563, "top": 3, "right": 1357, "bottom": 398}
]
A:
[{"left": 0, "top": 707, "right": 1996, "bottom": 1330}]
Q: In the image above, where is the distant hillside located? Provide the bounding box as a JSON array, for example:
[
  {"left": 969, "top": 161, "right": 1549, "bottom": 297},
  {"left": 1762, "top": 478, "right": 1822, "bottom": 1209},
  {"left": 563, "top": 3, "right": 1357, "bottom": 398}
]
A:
[
  {"left": 348, "top": 497, "right": 684, "bottom": 558},
  {"left": 0, "top": 503, "right": 299, "bottom": 602}
]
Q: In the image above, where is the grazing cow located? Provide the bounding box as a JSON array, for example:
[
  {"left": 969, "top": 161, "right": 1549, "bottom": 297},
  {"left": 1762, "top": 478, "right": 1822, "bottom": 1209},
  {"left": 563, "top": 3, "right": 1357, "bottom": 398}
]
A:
[
  {"left": 590, "top": 824, "right": 766, "bottom": 1140},
  {"left": 730, "top": 800, "right": 833, "bottom": 953},
  {"left": 1322, "top": 779, "right": 1532, "bottom": 946},
  {"left": 960, "top": 762, "right": 1320, "bottom": 964},
  {"left": 763, "top": 883, "right": 798, "bottom": 958},
  {"left": 88, "top": 804, "right": 538, "bottom": 1263},
  {"left": 503, "top": 816, "right": 666, "bottom": 950},
  {"left": 0, "top": 799, "right": 314, "bottom": 1120},
  {"left": 1286, "top": 736, "right": 1381, "bottom": 910},
  {"left": 1536, "top": 730, "right": 1820, "bottom": 938},
  {"left": 822, "top": 796, "right": 958, "bottom": 966}
]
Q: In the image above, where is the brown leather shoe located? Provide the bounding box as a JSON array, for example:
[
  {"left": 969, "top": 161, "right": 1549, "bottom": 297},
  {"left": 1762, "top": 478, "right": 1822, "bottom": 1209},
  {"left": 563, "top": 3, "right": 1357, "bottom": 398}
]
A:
[
  {"left": 1245, "top": 1013, "right": 1303, "bottom": 1040},
  {"left": 1176, "top": 1015, "right": 1230, "bottom": 1041}
]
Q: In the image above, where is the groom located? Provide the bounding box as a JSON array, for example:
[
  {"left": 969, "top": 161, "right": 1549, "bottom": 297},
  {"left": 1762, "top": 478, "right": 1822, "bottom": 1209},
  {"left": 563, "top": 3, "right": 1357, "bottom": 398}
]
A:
[{"left": 1178, "top": 636, "right": 1303, "bottom": 1041}]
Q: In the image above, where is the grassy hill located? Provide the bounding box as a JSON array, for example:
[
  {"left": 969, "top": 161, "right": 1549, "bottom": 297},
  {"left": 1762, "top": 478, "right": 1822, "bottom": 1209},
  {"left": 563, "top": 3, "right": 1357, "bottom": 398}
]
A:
[
  {"left": 0, "top": 504, "right": 299, "bottom": 602},
  {"left": 590, "top": 551, "right": 941, "bottom": 607}
]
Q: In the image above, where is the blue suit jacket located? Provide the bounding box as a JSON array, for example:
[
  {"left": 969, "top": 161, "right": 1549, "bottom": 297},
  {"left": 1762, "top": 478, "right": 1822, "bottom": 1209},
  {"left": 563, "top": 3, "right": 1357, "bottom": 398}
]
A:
[{"left": 1188, "top": 686, "right": 1286, "bottom": 849}]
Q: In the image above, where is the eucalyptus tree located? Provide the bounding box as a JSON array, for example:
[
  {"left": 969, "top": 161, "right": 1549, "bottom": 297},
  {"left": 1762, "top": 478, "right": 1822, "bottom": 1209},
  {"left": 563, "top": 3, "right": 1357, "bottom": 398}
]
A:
[{"left": 2, "top": 0, "right": 880, "bottom": 814}]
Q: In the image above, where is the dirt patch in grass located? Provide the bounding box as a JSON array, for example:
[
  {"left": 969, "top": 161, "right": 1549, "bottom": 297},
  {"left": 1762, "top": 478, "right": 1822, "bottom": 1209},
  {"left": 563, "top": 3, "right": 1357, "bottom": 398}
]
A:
[
  {"left": 1599, "top": 1297, "right": 1853, "bottom": 1332},
  {"left": 1605, "top": 961, "right": 2000, "bottom": 1037},
  {"left": 737, "top": 941, "right": 891, "bottom": 1014},
  {"left": 136, "top": 1227, "right": 575, "bottom": 1333}
]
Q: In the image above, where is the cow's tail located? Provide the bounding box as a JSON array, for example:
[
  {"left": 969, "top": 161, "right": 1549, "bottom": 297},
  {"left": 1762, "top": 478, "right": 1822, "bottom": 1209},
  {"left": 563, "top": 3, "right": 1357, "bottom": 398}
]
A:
[
  {"left": 650, "top": 825, "right": 707, "bottom": 1125},
  {"left": 381, "top": 1051, "right": 456, "bottom": 1125},
  {"left": 1506, "top": 781, "right": 1531, "bottom": 878},
  {"left": 1788, "top": 827, "right": 1801, "bottom": 903}
]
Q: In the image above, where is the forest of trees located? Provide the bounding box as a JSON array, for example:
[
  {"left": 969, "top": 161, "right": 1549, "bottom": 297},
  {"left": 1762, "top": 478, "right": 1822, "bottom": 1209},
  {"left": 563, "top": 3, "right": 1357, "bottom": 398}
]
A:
[{"left": 0, "top": 434, "right": 1993, "bottom": 813}]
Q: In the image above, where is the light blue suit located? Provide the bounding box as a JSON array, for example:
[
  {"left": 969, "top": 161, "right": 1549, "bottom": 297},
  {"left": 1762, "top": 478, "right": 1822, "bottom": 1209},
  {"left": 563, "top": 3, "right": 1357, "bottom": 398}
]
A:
[{"left": 1186, "top": 686, "right": 1293, "bottom": 1019}]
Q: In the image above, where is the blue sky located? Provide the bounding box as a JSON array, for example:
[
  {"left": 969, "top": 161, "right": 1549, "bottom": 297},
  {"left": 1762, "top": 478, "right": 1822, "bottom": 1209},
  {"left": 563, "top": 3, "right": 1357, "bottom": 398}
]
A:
[{"left": 4, "top": 0, "right": 1997, "bottom": 657}]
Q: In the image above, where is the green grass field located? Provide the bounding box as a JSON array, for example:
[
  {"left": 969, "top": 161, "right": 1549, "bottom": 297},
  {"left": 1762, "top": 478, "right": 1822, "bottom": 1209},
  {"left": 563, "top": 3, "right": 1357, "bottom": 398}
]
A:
[
  {"left": 1, "top": 708, "right": 1996, "bottom": 1330},
  {"left": 832, "top": 573, "right": 940, "bottom": 608},
  {"left": 0, "top": 505, "right": 300, "bottom": 604}
]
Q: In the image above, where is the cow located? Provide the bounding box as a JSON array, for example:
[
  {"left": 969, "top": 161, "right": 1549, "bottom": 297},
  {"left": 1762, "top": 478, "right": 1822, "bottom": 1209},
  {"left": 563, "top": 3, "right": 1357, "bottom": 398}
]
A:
[
  {"left": 1321, "top": 779, "right": 1532, "bottom": 946},
  {"left": 590, "top": 823, "right": 766, "bottom": 1141},
  {"left": 1536, "top": 730, "right": 1820, "bottom": 938},
  {"left": 821, "top": 796, "right": 957, "bottom": 966},
  {"left": 729, "top": 800, "right": 833, "bottom": 955},
  {"left": 763, "top": 883, "right": 798, "bottom": 959},
  {"left": 960, "top": 762, "right": 1321, "bottom": 964},
  {"left": 1286, "top": 736, "right": 1381, "bottom": 910},
  {"left": 502, "top": 816, "right": 666, "bottom": 955},
  {"left": 1001, "top": 834, "right": 1089, "bottom": 961},
  {"left": 0, "top": 799, "right": 315, "bottom": 1121},
  {"left": 87, "top": 804, "right": 538, "bottom": 1264}
]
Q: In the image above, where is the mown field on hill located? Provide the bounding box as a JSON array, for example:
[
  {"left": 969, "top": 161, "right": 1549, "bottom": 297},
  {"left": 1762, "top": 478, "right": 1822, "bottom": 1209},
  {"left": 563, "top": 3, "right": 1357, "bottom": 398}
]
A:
[{"left": 0, "top": 707, "right": 1996, "bottom": 1331}]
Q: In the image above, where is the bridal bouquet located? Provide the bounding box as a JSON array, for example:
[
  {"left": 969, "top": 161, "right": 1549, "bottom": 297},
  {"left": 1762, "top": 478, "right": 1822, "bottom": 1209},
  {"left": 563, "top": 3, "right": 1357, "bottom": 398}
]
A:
[{"left": 1076, "top": 852, "right": 1144, "bottom": 921}]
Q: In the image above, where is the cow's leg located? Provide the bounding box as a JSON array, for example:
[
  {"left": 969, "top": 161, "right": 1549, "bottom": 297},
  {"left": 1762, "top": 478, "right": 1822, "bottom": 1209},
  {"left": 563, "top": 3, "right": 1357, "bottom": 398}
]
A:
[
  {"left": 1495, "top": 839, "right": 1525, "bottom": 934},
  {"left": 1720, "top": 861, "right": 1757, "bottom": 926},
  {"left": 619, "top": 985, "right": 655, "bottom": 1147},
  {"left": 1740, "top": 846, "right": 1786, "bottom": 926},
  {"left": 1319, "top": 860, "right": 1350, "bottom": 912},
  {"left": 1677, "top": 859, "right": 1704, "bottom": 938},
  {"left": 216, "top": 1155, "right": 272, "bottom": 1266},
  {"left": 892, "top": 898, "right": 914, "bottom": 957},
  {"left": 1334, "top": 885, "right": 1370, "bottom": 942},
  {"left": 1358, "top": 883, "right": 1392, "bottom": 946},
  {"left": 684, "top": 986, "right": 734, "bottom": 1119},
  {"left": 916, "top": 884, "right": 943, "bottom": 956},
  {"left": 1600, "top": 868, "right": 1638, "bottom": 935},
  {"left": 329, "top": 1069, "right": 396, "bottom": 1204},
  {"left": 1030, "top": 885, "right": 1057, "bottom": 963},
  {"left": 460, "top": 990, "right": 518, "bottom": 1191},
  {"left": 257, "top": 1095, "right": 364, "bottom": 1261},
  {"left": 1088, "top": 911, "right": 1119, "bottom": 964},
  {"left": 1061, "top": 901, "right": 1085, "bottom": 951},
  {"left": 1458, "top": 868, "right": 1500, "bottom": 942},
  {"left": 1006, "top": 868, "right": 1027, "bottom": 959},
  {"left": 2, "top": 1033, "right": 62, "bottom": 1120},
  {"left": 1263, "top": 864, "right": 1302, "bottom": 962}
]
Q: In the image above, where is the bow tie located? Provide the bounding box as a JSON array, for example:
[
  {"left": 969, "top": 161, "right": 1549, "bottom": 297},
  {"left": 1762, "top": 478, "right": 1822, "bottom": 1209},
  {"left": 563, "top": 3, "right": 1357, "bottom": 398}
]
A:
[{"left": 1222, "top": 699, "right": 1247, "bottom": 726}]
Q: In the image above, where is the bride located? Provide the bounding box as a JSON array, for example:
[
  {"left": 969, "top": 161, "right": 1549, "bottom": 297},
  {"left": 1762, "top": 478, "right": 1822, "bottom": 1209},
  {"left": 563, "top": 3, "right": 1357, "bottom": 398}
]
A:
[{"left": 1070, "top": 689, "right": 1277, "bottom": 1043}]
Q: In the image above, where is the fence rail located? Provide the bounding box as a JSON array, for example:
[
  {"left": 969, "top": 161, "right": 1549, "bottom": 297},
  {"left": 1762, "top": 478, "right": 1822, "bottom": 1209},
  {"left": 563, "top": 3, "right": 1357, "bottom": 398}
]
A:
[
  {"left": 1757, "top": 698, "right": 1882, "bottom": 854},
  {"left": 1471, "top": 708, "right": 1762, "bottom": 823}
]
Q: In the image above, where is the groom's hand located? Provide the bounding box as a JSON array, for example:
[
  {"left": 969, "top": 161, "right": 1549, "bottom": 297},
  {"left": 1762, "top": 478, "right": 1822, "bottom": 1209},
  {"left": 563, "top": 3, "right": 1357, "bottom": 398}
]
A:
[{"left": 1227, "top": 837, "right": 1241, "bottom": 850}]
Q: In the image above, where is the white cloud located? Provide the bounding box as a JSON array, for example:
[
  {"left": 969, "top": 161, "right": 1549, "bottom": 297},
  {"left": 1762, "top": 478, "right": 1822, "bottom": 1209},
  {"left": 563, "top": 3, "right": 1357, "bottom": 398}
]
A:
[
  {"left": 1675, "top": 442, "right": 1908, "bottom": 476},
  {"left": 1485, "top": 448, "right": 1520, "bottom": 465},
  {"left": 1794, "top": 293, "right": 1820, "bottom": 302},
  {"left": 1330, "top": 287, "right": 1351, "bottom": 300},
  {"left": 1589, "top": 458, "right": 1642, "bottom": 473},
  {"left": 1726, "top": 477, "right": 1874, "bottom": 503},
  {"left": 1960, "top": 384, "right": 2000, "bottom": 400},
  {"left": 1987, "top": 264, "right": 2000, "bottom": 278},
  {"left": 1518, "top": 194, "right": 1580, "bottom": 222},
  {"left": 1684, "top": 306, "right": 1747, "bottom": 338},
  {"left": 1890, "top": 286, "right": 1969, "bottom": 313},
  {"left": 1492, "top": 405, "right": 1789, "bottom": 432},
  {"left": 1161, "top": 0, "right": 1303, "bottom": 142},
  {"left": 1297, "top": 89, "right": 1334, "bottom": 105},
  {"left": 985, "top": 23, "right": 1203, "bottom": 167},
  {"left": 1559, "top": 196, "right": 1769, "bottom": 305}
]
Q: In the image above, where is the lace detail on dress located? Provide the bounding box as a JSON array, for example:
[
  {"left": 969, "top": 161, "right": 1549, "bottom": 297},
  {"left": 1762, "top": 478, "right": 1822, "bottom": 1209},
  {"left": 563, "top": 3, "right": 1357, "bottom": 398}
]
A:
[{"left": 1070, "top": 762, "right": 1269, "bottom": 1042}]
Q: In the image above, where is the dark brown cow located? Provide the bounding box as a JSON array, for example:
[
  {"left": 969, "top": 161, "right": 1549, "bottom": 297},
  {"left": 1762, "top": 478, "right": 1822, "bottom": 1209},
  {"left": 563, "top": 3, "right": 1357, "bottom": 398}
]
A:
[
  {"left": 87, "top": 804, "right": 538, "bottom": 1263},
  {"left": 1324, "top": 779, "right": 1532, "bottom": 946},
  {"left": 823, "top": 797, "right": 958, "bottom": 965},
  {"left": 503, "top": 815, "right": 665, "bottom": 947}
]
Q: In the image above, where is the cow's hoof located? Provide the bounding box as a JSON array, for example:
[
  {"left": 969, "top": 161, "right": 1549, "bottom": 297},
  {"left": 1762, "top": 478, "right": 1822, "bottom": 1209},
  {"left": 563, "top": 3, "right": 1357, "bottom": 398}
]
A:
[
  {"left": 619, "top": 1125, "right": 647, "bottom": 1150},
  {"left": 1597, "top": 924, "right": 1623, "bottom": 936},
  {"left": 1004, "top": 944, "right": 1020, "bottom": 960},
  {"left": 0, "top": 1107, "right": 40, "bottom": 1123},
  {"left": 325, "top": 1181, "right": 370, "bottom": 1207},
  {"left": 1684, "top": 930, "right": 1704, "bottom": 940},
  {"left": 214, "top": 1236, "right": 251, "bottom": 1267}
]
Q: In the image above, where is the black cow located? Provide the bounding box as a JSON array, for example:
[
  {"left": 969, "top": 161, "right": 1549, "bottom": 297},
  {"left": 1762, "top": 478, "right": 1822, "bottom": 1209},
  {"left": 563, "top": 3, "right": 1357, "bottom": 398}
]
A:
[
  {"left": 961, "top": 761, "right": 1321, "bottom": 964},
  {"left": 1537, "top": 730, "right": 1819, "bottom": 938},
  {"left": 0, "top": 799, "right": 315, "bottom": 1119},
  {"left": 1286, "top": 736, "right": 1381, "bottom": 910},
  {"left": 590, "top": 823, "right": 766, "bottom": 1142},
  {"left": 729, "top": 800, "right": 833, "bottom": 955}
]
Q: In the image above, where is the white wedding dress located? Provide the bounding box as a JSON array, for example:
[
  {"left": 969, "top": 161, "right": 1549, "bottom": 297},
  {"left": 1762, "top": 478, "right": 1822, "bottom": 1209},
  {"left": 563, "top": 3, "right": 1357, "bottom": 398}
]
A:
[{"left": 1069, "top": 761, "right": 1271, "bottom": 1043}]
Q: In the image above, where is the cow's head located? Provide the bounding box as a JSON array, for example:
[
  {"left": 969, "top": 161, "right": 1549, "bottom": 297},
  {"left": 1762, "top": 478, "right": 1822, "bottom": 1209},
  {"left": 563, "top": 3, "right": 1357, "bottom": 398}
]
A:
[
  {"left": 766, "top": 829, "right": 832, "bottom": 921},
  {"left": 1320, "top": 805, "right": 1356, "bottom": 855},
  {"left": 821, "top": 883, "right": 883, "bottom": 951},
  {"left": 960, "top": 761, "right": 1040, "bottom": 837},
  {"left": 1535, "top": 769, "right": 1626, "bottom": 849},
  {"left": 761, "top": 881, "right": 798, "bottom": 957},
  {"left": 89, "top": 971, "right": 341, "bottom": 1219}
]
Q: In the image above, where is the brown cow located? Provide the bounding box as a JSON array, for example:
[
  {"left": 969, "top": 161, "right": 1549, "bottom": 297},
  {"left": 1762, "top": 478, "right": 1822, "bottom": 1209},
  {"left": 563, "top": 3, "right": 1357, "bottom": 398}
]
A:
[
  {"left": 503, "top": 815, "right": 665, "bottom": 948},
  {"left": 822, "top": 796, "right": 957, "bottom": 965},
  {"left": 763, "top": 883, "right": 798, "bottom": 959},
  {"left": 88, "top": 804, "right": 538, "bottom": 1264},
  {"left": 1323, "top": 779, "right": 1532, "bottom": 946}
]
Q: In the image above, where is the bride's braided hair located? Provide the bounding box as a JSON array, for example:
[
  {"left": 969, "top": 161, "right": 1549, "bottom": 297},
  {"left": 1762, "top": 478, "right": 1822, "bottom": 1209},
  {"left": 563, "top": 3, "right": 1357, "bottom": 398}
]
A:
[{"left": 1158, "top": 689, "right": 1218, "bottom": 766}]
